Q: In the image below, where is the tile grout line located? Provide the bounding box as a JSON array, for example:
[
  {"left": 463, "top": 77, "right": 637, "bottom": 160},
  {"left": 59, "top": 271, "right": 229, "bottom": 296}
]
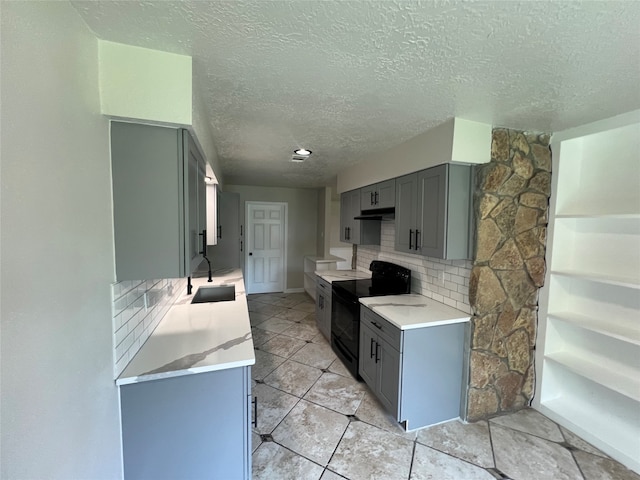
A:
[{"left": 407, "top": 440, "right": 417, "bottom": 480}]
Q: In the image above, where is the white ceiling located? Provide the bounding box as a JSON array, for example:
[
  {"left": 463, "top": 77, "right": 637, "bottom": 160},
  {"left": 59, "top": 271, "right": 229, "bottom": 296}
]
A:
[{"left": 71, "top": 1, "right": 640, "bottom": 188}]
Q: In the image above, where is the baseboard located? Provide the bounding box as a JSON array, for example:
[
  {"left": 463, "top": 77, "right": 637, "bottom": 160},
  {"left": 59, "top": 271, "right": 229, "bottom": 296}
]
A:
[{"left": 284, "top": 287, "right": 305, "bottom": 294}]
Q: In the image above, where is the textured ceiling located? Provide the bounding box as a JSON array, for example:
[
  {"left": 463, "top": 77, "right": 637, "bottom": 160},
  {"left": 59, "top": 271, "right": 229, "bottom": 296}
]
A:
[{"left": 71, "top": 1, "right": 640, "bottom": 188}]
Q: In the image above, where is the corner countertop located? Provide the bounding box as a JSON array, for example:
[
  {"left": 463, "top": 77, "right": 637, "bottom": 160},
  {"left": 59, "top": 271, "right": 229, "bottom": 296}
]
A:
[
  {"left": 360, "top": 294, "right": 471, "bottom": 330},
  {"left": 117, "top": 269, "right": 255, "bottom": 386},
  {"left": 314, "top": 269, "right": 372, "bottom": 283}
]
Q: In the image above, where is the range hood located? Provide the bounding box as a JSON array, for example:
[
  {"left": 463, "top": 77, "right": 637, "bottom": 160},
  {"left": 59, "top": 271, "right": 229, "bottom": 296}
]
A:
[{"left": 354, "top": 207, "right": 395, "bottom": 220}]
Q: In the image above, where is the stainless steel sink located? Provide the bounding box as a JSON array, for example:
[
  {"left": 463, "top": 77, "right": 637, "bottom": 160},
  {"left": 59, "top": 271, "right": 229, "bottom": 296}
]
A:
[{"left": 191, "top": 285, "right": 236, "bottom": 304}]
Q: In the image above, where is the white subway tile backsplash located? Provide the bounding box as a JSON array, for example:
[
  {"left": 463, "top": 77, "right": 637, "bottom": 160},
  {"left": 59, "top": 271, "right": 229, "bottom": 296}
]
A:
[
  {"left": 358, "top": 222, "right": 471, "bottom": 312},
  {"left": 111, "top": 277, "right": 187, "bottom": 378}
]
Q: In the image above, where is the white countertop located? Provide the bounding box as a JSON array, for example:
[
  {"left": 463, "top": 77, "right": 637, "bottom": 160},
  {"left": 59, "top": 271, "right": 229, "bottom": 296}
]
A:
[
  {"left": 315, "top": 269, "right": 372, "bottom": 283},
  {"left": 117, "top": 269, "right": 255, "bottom": 386},
  {"left": 360, "top": 294, "right": 471, "bottom": 330},
  {"left": 305, "top": 254, "right": 345, "bottom": 264}
]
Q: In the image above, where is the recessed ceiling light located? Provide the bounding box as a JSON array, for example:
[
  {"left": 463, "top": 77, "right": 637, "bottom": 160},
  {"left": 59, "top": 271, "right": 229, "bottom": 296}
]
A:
[{"left": 294, "top": 148, "right": 312, "bottom": 156}]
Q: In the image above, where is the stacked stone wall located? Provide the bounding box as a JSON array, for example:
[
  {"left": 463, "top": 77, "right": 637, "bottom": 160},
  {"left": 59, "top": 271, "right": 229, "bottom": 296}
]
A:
[{"left": 466, "top": 129, "right": 551, "bottom": 421}]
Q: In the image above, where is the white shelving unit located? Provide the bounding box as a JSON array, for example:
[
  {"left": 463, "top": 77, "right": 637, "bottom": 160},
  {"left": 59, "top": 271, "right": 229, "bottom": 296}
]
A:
[{"left": 534, "top": 111, "right": 640, "bottom": 473}]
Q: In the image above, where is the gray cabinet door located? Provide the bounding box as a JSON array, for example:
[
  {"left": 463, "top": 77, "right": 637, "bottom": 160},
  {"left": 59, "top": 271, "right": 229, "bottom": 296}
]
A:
[
  {"left": 316, "top": 279, "right": 331, "bottom": 340},
  {"left": 377, "top": 339, "right": 401, "bottom": 418},
  {"left": 347, "top": 189, "right": 361, "bottom": 241},
  {"left": 184, "top": 130, "right": 206, "bottom": 274},
  {"left": 121, "top": 367, "right": 251, "bottom": 480},
  {"left": 341, "top": 188, "right": 381, "bottom": 245},
  {"left": 359, "top": 322, "right": 378, "bottom": 388},
  {"left": 417, "top": 164, "right": 447, "bottom": 259},
  {"left": 210, "top": 191, "right": 241, "bottom": 269},
  {"left": 418, "top": 164, "right": 472, "bottom": 259},
  {"left": 111, "top": 122, "right": 186, "bottom": 281},
  {"left": 376, "top": 179, "right": 396, "bottom": 209},
  {"left": 394, "top": 173, "right": 418, "bottom": 254},
  {"left": 324, "top": 289, "right": 332, "bottom": 340},
  {"left": 340, "top": 192, "right": 350, "bottom": 242},
  {"left": 360, "top": 184, "right": 376, "bottom": 210},
  {"left": 360, "top": 180, "right": 395, "bottom": 210}
]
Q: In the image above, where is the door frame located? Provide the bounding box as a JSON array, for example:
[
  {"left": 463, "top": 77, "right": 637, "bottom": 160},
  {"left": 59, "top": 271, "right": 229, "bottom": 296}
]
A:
[{"left": 245, "top": 201, "right": 288, "bottom": 294}]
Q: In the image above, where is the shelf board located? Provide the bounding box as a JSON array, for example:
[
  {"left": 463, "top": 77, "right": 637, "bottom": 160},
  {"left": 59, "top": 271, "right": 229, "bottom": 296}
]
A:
[
  {"left": 545, "top": 351, "right": 640, "bottom": 401},
  {"left": 550, "top": 270, "right": 640, "bottom": 290},
  {"left": 555, "top": 212, "right": 640, "bottom": 219},
  {"left": 539, "top": 398, "right": 640, "bottom": 473},
  {"left": 548, "top": 312, "right": 640, "bottom": 346}
]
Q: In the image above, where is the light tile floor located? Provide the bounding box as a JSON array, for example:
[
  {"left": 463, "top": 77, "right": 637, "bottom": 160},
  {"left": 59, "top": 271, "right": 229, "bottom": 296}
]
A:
[{"left": 248, "top": 292, "right": 639, "bottom": 480}]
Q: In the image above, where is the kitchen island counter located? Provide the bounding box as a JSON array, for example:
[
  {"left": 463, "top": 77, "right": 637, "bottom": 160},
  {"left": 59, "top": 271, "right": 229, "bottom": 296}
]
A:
[{"left": 117, "top": 268, "right": 254, "bottom": 386}]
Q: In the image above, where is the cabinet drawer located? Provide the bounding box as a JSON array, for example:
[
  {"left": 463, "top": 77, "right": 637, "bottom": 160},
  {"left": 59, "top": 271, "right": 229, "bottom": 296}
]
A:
[
  {"left": 361, "top": 307, "right": 402, "bottom": 352},
  {"left": 317, "top": 277, "right": 331, "bottom": 292}
]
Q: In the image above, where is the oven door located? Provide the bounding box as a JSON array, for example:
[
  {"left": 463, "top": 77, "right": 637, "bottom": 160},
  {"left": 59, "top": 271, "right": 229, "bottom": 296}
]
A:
[{"left": 330, "top": 285, "right": 361, "bottom": 378}]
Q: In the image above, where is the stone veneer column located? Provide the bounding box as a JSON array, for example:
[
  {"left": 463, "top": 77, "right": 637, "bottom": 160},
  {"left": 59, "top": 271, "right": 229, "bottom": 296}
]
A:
[{"left": 466, "top": 129, "right": 551, "bottom": 421}]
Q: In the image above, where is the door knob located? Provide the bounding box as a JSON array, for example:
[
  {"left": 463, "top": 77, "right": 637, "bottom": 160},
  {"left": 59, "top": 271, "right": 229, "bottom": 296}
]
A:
[{"left": 249, "top": 252, "right": 253, "bottom": 256}]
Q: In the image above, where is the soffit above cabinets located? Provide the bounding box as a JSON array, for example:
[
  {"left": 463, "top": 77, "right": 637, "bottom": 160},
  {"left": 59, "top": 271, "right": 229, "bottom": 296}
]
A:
[{"left": 72, "top": 1, "right": 640, "bottom": 188}]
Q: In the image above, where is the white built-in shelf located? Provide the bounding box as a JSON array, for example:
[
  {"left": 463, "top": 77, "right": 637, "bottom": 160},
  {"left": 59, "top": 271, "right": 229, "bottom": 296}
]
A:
[
  {"left": 548, "top": 312, "right": 640, "bottom": 346},
  {"left": 555, "top": 212, "right": 640, "bottom": 219},
  {"left": 545, "top": 351, "right": 640, "bottom": 402},
  {"left": 540, "top": 396, "right": 640, "bottom": 473},
  {"left": 550, "top": 270, "right": 640, "bottom": 290},
  {"left": 537, "top": 112, "right": 640, "bottom": 475}
]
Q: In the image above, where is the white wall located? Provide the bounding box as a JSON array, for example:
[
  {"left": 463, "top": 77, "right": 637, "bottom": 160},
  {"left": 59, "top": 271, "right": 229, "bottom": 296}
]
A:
[
  {"left": 223, "top": 185, "right": 318, "bottom": 290},
  {"left": 99, "top": 40, "right": 192, "bottom": 126},
  {"left": 1, "top": 2, "right": 122, "bottom": 478},
  {"left": 337, "top": 118, "right": 491, "bottom": 193}
]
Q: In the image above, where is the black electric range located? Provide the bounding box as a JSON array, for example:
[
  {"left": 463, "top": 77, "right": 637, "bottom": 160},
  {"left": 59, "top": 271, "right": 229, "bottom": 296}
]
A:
[{"left": 330, "top": 261, "right": 411, "bottom": 379}]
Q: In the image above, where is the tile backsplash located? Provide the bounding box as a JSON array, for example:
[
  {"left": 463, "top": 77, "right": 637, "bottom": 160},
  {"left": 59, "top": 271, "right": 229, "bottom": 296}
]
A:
[
  {"left": 357, "top": 221, "right": 472, "bottom": 314},
  {"left": 111, "top": 277, "right": 187, "bottom": 377}
]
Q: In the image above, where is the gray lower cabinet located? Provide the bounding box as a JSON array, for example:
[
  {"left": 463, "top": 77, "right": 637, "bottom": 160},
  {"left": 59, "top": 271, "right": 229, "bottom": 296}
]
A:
[
  {"left": 111, "top": 121, "right": 207, "bottom": 281},
  {"left": 340, "top": 189, "right": 381, "bottom": 245},
  {"left": 394, "top": 163, "right": 472, "bottom": 259},
  {"left": 316, "top": 277, "right": 332, "bottom": 340},
  {"left": 360, "top": 320, "right": 401, "bottom": 416},
  {"left": 120, "top": 367, "right": 252, "bottom": 480},
  {"left": 359, "top": 306, "right": 466, "bottom": 430}
]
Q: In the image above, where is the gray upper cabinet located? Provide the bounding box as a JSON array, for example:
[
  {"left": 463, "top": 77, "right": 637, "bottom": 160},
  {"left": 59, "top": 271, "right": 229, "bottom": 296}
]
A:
[
  {"left": 185, "top": 130, "right": 208, "bottom": 273},
  {"left": 395, "top": 164, "right": 472, "bottom": 260},
  {"left": 394, "top": 173, "right": 419, "bottom": 254},
  {"left": 360, "top": 179, "right": 396, "bottom": 210},
  {"left": 111, "top": 122, "right": 206, "bottom": 281},
  {"left": 209, "top": 191, "right": 241, "bottom": 269},
  {"left": 340, "top": 189, "right": 381, "bottom": 245}
]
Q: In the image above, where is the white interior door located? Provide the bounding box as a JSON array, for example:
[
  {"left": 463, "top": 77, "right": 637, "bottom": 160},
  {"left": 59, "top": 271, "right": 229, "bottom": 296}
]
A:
[{"left": 246, "top": 202, "right": 286, "bottom": 294}]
